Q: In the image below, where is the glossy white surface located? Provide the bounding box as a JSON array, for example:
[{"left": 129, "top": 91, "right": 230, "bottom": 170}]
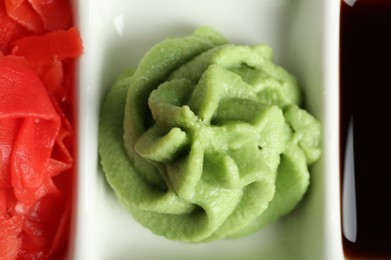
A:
[{"left": 72, "top": 0, "right": 342, "bottom": 259}]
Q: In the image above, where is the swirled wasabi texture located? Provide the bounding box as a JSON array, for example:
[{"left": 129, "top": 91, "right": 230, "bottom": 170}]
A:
[{"left": 99, "top": 27, "right": 321, "bottom": 242}]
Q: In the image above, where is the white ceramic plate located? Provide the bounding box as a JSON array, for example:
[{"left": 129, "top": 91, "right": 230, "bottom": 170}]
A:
[{"left": 72, "top": 0, "right": 342, "bottom": 259}]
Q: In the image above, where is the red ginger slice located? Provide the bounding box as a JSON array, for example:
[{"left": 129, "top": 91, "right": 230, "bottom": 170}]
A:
[
  {"left": 0, "top": 1, "right": 29, "bottom": 53},
  {"left": 11, "top": 27, "right": 83, "bottom": 67},
  {"left": 4, "top": 0, "right": 44, "bottom": 34},
  {"left": 27, "top": 0, "right": 72, "bottom": 31},
  {"left": 0, "top": 55, "right": 71, "bottom": 207}
]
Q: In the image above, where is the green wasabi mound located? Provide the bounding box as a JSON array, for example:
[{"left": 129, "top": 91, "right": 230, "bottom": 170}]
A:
[{"left": 99, "top": 27, "right": 321, "bottom": 242}]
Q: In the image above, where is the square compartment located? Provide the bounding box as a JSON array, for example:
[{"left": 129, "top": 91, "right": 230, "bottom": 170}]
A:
[{"left": 72, "top": 0, "right": 342, "bottom": 259}]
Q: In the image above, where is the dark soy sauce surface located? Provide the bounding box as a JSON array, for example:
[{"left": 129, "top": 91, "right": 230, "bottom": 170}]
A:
[{"left": 340, "top": 0, "right": 391, "bottom": 259}]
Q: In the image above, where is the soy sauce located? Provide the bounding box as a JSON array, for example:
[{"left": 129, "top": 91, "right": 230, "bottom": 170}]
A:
[{"left": 340, "top": 0, "right": 391, "bottom": 259}]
